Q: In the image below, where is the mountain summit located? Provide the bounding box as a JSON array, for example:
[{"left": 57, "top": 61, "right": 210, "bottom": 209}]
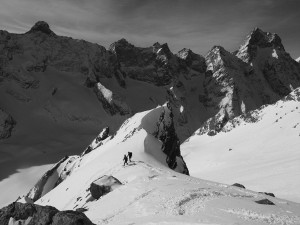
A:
[
  {"left": 237, "top": 27, "right": 285, "bottom": 63},
  {"left": 27, "top": 21, "right": 56, "bottom": 36}
]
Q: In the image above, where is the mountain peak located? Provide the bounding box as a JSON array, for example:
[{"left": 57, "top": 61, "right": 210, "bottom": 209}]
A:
[
  {"left": 177, "top": 48, "right": 192, "bottom": 60},
  {"left": 109, "top": 38, "right": 134, "bottom": 54},
  {"left": 177, "top": 48, "right": 206, "bottom": 73},
  {"left": 27, "top": 21, "right": 55, "bottom": 36},
  {"left": 115, "top": 38, "right": 131, "bottom": 46},
  {"left": 152, "top": 42, "right": 171, "bottom": 53},
  {"left": 152, "top": 42, "right": 172, "bottom": 59},
  {"left": 236, "top": 28, "right": 285, "bottom": 63},
  {"left": 247, "top": 27, "right": 284, "bottom": 50},
  {"left": 206, "top": 45, "right": 229, "bottom": 59}
]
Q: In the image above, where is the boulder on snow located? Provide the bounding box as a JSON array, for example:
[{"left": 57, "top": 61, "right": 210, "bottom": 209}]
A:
[
  {"left": 0, "top": 202, "right": 94, "bottom": 225},
  {"left": 232, "top": 183, "right": 246, "bottom": 189},
  {"left": 255, "top": 198, "right": 275, "bottom": 205},
  {"left": 259, "top": 192, "right": 275, "bottom": 197},
  {"left": 90, "top": 175, "right": 122, "bottom": 200}
]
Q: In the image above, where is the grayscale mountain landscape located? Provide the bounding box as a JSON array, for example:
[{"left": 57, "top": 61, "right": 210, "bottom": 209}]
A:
[{"left": 0, "top": 1, "right": 300, "bottom": 224}]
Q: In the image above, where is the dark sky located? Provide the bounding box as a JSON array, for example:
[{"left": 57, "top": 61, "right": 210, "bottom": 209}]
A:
[{"left": 0, "top": 0, "right": 299, "bottom": 58}]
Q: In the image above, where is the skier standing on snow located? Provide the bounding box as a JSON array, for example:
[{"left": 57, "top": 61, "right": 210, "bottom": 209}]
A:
[
  {"left": 128, "top": 151, "right": 132, "bottom": 162},
  {"left": 123, "top": 154, "right": 128, "bottom": 166}
]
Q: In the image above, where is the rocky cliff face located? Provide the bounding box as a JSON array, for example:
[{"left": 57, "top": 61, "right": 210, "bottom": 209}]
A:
[
  {"left": 0, "top": 109, "right": 15, "bottom": 139},
  {"left": 195, "top": 28, "right": 300, "bottom": 135},
  {"left": 236, "top": 28, "right": 300, "bottom": 97},
  {"left": 177, "top": 48, "right": 207, "bottom": 74},
  {"left": 109, "top": 39, "right": 188, "bottom": 86}
]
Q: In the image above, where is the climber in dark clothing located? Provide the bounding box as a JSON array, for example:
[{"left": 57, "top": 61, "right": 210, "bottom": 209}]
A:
[
  {"left": 123, "top": 154, "right": 128, "bottom": 166},
  {"left": 128, "top": 151, "right": 132, "bottom": 162}
]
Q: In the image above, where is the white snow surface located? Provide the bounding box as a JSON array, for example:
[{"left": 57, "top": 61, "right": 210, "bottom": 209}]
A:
[
  {"left": 296, "top": 57, "right": 300, "bottom": 63},
  {"left": 182, "top": 88, "right": 300, "bottom": 203},
  {"left": 27, "top": 104, "right": 300, "bottom": 225},
  {"left": 0, "top": 164, "right": 52, "bottom": 207}
]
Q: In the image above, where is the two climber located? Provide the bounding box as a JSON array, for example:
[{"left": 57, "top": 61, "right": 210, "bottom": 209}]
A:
[{"left": 123, "top": 151, "right": 133, "bottom": 166}]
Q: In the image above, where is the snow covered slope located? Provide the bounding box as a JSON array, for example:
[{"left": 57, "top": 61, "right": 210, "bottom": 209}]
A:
[
  {"left": 13, "top": 104, "right": 300, "bottom": 225},
  {"left": 20, "top": 104, "right": 188, "bottom": 204},
  {"left": 182, "top": 88, "right": 300, "bottom": 203}
]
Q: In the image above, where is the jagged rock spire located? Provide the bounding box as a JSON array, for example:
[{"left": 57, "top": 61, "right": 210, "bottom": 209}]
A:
[
  {"left": 27, "top": 21, "right": 56, "bottom": 36},
  {"left": 247, "top": 27, "right": 284, "bottom": 50},
  {"left": 109, "top": 38, "right": 133, "bottom": 54},
  {"left": 236, "top": 27, "right": 285, "bottom": 63},
  {"left": 177, "top": 48, "right": 206, "bottom": 73}
]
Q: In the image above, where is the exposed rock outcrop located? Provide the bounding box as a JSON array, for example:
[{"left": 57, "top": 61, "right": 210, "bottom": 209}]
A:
[
  {"left": 259, "top": 192, "right": 275, "bottom": 197},
  {"left": 177, "top": 48, "right": 207, "bottom": 74},
  {"left": 255, "top": 199, "right": 275, "bottom": 205},
  {"left": 27, "top": 21, "right": 56, "bottom": 36},
  {"left": 153, "top": 103, "right": 189, "bottom": 175},
  {"left": 236, "top": 28, "right": 300, "bottom": 97},
  {"left": 94, "top": 82, "right": 131, "bottom": 116},
  {"left": 109, "top": 39, "right": 196, "bottom": 86},
  {"left": 232, "top": 183, "right": 246, "bottom": 189},
  {"left": 194, "top": 28, "right": 300, "bottom": 136},
  {"left": 0, "top": 109, "right": 16, "bottom": 139},
  {"left": 0, "top": 202, "right": 94, "bottom": 225},
  {"left": 237, "top": 27, "right": 284, "bottom": 63},
  {"left": 82, "top": 127, "right": 110, "bottom": 156}
]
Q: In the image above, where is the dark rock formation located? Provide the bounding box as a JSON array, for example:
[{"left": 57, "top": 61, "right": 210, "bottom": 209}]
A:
[
  {"left": 259, "top": 192, "right": 275, "bottom": 197},
  {"left": 52, "top": 210, "right": 94, "bottom": 225},
  {"left": 237, "top": 27, "right": 285, "bottom": 63},
  {"left": 232, "top": 183, "right": 246, "bottom": 189},
  {"left": 154, "top": 104, "right": 189, "bottom": 175},
  {"left": 0, "top": 202, "right": 94, "bottom": 225},
  {"left": 27, "top": 21, "right": 56, "bottom": 36},
  {"left": 90, "top": 175, "right": 122, "bottom": 200},
  {"left": 82, "top": 127, "right": 110, "bottom": 156},
  {"left": 255, "top": 198, "right": 275, "bottom": 205},
  {"left": 95, "top": 126, "right": 109, "bottom": 143},
  {"left": 0, "top": 109, "right": 16, "bottom": 139},
  {"left": 177, "top": 48, "right": 207, "bottom": 73},
  {"left": 109, "top": 39, "right": 190, "bottom": 86},
  {"left": 94, "top": 82, "right": 131, "bottom": 116}
]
